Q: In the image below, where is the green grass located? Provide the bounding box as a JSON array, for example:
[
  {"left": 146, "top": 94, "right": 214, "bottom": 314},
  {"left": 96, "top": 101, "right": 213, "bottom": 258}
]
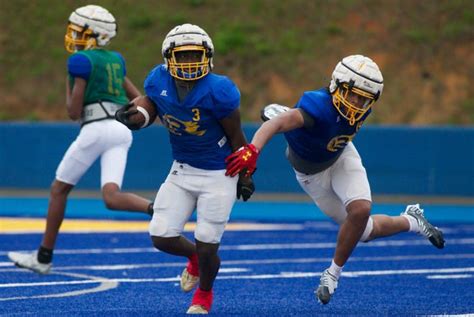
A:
[{"left": 1, "top": 0, "right": 473, "bottom": 124}]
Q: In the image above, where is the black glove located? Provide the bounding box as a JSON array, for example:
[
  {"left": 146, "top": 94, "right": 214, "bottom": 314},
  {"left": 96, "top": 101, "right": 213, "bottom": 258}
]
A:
[
  {"left": 115, "top": 103, "right": 141, "bottom": 130},
  {"left": 237, "top": 176, "right": 255, "bottom": 202}
]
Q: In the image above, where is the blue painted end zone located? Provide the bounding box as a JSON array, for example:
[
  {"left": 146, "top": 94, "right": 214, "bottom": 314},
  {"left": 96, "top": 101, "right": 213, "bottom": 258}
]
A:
[{"left": 1, "top": 197, "right": 473, "bottom": 223}]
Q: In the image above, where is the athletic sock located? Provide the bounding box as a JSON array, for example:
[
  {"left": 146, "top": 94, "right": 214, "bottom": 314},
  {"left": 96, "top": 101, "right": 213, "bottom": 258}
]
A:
[
  {"left": 37, "top": 246, "right": 53, "bottom": 264},
  {"left": 192, "top": 288, "right": 213, "bottom": 311},
  {"left": 187, "top": 253, "right": 199, "bottom": 276},
  {"left": 401, "top": 214, "right": 420, "bottom": 233},
  {"left": 328, "top": 260, "right": 343, "bottom": 280}
]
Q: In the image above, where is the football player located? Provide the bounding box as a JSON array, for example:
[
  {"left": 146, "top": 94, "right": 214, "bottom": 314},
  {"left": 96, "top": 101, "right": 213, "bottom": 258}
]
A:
[
  {"left": 8, "top": 5, "right": 153, "bottom": 274},
  {"left": 226, "top": 54, "right": 445, "bottom": 305},
  {"left": 115, "top": 23, "right": 254, "bottom": 314}
]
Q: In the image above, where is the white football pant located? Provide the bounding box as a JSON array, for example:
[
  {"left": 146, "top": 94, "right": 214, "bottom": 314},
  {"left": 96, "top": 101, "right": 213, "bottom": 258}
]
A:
[
  {"left": 55, "top": 119, "right": 132, "bottom": 188},
  {"left": 295, "top": 142, "right": 373, "bottom": 240},
  {"left": 149, "top": 161, "right": 238, "bottom": 244}
]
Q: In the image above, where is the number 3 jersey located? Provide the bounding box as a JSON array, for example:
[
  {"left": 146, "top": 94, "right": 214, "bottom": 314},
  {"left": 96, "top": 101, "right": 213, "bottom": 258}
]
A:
[{"left": 145, "top": 65, "right": 240, "bottom": 170}]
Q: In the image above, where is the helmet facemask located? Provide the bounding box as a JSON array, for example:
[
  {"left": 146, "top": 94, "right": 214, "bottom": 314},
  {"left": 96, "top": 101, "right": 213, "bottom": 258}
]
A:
[
  {"left": 332, "top": 81, "right": 378, "bottom": 125},
  {"left": 165, "top": 45, "right": 211, "bottom": 81},
  {"left": 64, "top": 23, "right": 98, "bottom": 53}
]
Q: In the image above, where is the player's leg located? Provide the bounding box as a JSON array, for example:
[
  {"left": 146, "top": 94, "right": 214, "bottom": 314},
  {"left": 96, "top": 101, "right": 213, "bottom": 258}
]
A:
[
  {"left": 296, "top": 143, "right": 372, "bottom": 304},
  {"left": 149, "top": 178, "right": 197, "bottom": 255},
  {"left": 99, "top": 121, "right": 153, "bottom": 214},
  {"left": 368, "top": 214, "right": 409, "bottom": 239},
  {"left": 187, "top": 168, "right": 237, "bottom": 314},
  {"left": 41, "top": 180, "right": 74, "bottom": 249},
  {"left": 148, "top": 165, "right": 199, "bottom": 289},
  {"left": 334, "top": 199, "right": 370, "bottom": 266},
  {"left": 100, "top": 147, "right": 152, "bottom": 214},
  {"left": 297, "top": 169, "right": 349, "bottom": 304},
  {"left": 330, "top": 143, "right": 373, "bottom": 265},
  {"left": 368, "top": 205, "right": 444, "bottom": 248},
  {"left": 8, "top": 127, "right": 101, "bottom": 273}
]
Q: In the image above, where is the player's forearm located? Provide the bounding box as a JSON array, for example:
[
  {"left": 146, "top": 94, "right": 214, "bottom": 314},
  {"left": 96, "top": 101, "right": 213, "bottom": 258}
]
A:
[
  {"left": 251, "top": 121, "right": 277, "bottom": 151},
  {"left": 229, "top": 131, "right": 247, "bottom": 152},
  {"left": 220, "top": 109, "right": 247, "bottom": 151},
  {"left": 252, "top": 109, "right": 304, "bottom": 150},
  {"left": 127, "top": 109, "right": 146, "bottom": 127}
]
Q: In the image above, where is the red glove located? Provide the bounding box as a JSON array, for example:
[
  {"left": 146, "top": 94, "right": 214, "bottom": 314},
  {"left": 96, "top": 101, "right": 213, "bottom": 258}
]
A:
[{"left": 225, "top": 144, "right": 260, "bottom": 177}]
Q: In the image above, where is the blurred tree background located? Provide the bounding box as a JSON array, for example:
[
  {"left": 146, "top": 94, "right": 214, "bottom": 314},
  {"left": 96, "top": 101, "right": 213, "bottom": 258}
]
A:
[{"left": 0, "top": 0, "right": 472, "bottom": 124}]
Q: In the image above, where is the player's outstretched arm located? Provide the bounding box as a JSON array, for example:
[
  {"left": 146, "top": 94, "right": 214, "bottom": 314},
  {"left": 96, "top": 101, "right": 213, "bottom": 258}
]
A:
[
  {"left": 252, "top": 108, "right": 305, "bottom": 150},
  {"left": 225, "top": 108, "right": 305, "bottom": 177},
  {"left": 115, "top": 95, "right": 157, "bottom": 130}
]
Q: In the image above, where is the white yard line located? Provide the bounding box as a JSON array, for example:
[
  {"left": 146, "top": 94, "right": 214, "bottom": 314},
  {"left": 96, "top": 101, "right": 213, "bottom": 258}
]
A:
[{"left": 0, "top": 271, "right": 118, "bottom": 301}]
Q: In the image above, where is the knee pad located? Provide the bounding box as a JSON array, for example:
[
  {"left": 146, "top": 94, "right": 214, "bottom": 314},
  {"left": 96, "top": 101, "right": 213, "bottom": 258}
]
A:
[
  {"left": 195, "top": 221, "right": 223, "bottom": 244},
  {"left": 148, "top": 215, "right": 170, "bottom": 237},
  {"left": 360, "top": 216, "right": 374, "bottom": 242}
]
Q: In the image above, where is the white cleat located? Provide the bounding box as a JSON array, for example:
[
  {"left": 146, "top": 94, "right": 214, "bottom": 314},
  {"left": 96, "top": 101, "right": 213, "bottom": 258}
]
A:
[
  {"left": 186, "top": 305, "right": 208, "bottom": 314},
  {"left": 8, "top": 251, "right": 52, "bottom": 274},
  {"left": 315, "top": 269, "right": 338, "bottom": 305},
  {"left": 180, "top": 267, "right": 199, "bottom": 292},
  {"left": 401, "top": 204, "right": 445, "bottom": 249}
]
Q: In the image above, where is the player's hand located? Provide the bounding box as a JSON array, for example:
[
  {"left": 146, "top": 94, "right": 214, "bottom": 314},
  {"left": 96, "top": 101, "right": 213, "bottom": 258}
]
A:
[
  {"left": 225, "top": 144, "right": 259, "bottom": 177},
  {"left": 237, "top": 175, "right": 255, "bottom": 202},
  {"left": 115, "top": 103, "right": 141, "bottom": 130}
]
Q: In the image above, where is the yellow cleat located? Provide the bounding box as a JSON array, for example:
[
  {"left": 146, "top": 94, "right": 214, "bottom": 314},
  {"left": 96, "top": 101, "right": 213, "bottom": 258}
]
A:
[
  {"left": 186, "top": 305, "right": 208, "bottom": 314},
  {"left": 180, "top": 267, "right": 199, "bottom": 292}
]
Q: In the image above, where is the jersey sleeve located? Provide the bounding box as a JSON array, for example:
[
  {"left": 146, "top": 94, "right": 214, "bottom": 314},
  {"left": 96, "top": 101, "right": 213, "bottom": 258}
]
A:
[
  {"left": 67, "top": 53, "right": 92, "bottom": 80},
  {"left": 144, "top": 65, "right": 163, "bottom": 115},
  {"left": 296, "top": 92, "right": 321, "bottom": 122},
  {"left": 211, "top": 77, "right": 241, "bottom": 120},
  {"left": 144, "top": 66, "right": 161, "bottom": 97},
  {"left": 112, "top": 51, "right": 127, "bottom": 76},
  {"left": 298, "top": 108, "right": 315, "bottom": 129}
]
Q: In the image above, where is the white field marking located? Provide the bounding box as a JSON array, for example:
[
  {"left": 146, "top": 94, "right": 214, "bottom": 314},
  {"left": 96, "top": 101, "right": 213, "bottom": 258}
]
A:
[
  {"left": 0, "top": 267, "right": 473, "bottom": 292},
  {"left": 342, "top": 267, "right": 474, "bottom": 277},
  {"left": 426, "top": 274, "right": 472, "bottom": 279},
  {"left": 427, "top": 313, "right": 474, "bottom": 317},
  {"left": 1, "top": 237, "right": 473, "bottom": 257},
  {"left": 0, "top": 253, "right": 473, "bottom": 273},
  {"left": 218, "top": 268, "right": 250, "bottom": 273},
  {"left": 0, "top": 271, "right": 118, "bottom": 301}
]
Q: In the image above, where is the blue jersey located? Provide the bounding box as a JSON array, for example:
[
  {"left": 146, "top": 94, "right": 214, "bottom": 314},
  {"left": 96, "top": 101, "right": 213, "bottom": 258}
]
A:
[
  {"left": 145, "top": 65, "right": 240, "bottom": 170},
  {"left": 284, "top": 88, "right": 370, "bottom": 164}
]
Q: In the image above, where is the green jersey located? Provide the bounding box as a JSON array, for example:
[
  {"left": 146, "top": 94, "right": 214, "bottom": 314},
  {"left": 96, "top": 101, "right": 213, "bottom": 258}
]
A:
[{"left": 67, "top": 49, "right": 128, "bottom": 106}]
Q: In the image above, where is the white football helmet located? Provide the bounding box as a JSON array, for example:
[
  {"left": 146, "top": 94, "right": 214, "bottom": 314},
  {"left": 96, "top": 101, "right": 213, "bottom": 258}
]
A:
[
  {"left": 64, "top": 5, "right": 117, "bottom": 53},
  {"left": 162, "top": 23, "right": 214, "bottom": 81},
  {"left": 329, "top": 55, "right": 384, "bottom": 125}
]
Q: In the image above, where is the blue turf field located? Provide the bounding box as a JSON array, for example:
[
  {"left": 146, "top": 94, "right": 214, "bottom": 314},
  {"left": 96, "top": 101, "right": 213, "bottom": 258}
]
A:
[{"left": 0, "top": 198, "right": 473, "bottom": 316}]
